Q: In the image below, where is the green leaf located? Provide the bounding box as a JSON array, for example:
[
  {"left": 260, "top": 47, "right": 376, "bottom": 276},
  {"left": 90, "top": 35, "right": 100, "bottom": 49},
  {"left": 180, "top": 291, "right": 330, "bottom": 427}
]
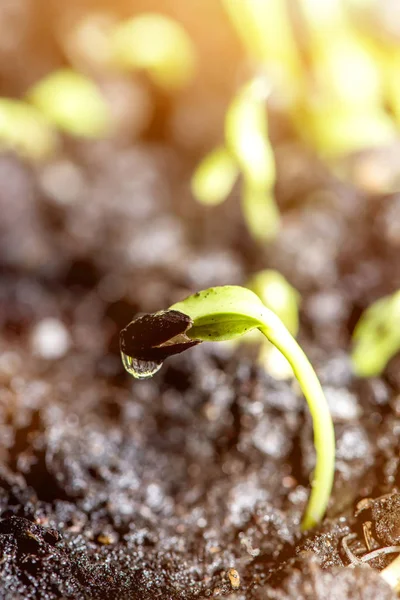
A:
[
  {"left": 110, "top": 14, "right": 196, "bottom": 90},
  {"left": 191, "top": 146, "right": 239, "bottom": 206},
  {"left": 0, "top": 98, "right": 57, "bottom": 161},
  {"left": 170, "top": 285, "right": 265, "bottom": 342},
  {"left": 27, "top": 69, "right": 110, "bottom": 138}
]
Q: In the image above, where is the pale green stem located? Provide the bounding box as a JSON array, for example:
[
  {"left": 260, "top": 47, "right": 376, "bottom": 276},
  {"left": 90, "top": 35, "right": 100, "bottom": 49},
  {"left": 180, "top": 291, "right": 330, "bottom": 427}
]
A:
[{"left": 259, "top": 307, "right": 335, "bottom": 530}]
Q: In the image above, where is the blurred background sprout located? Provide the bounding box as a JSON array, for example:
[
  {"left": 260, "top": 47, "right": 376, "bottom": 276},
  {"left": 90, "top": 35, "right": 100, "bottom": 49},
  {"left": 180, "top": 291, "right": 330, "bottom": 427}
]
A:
[
  {"left": 2, "top": 1, "right": 400, "bottom": 193},
  {"left": 352, "top": 290, "right": 400, "bottom": 377},
  {"left": 27, "top": 69, "right": 111, "bottom": 138},
  {"left": 222, "top": 0, "right": 303, "bottom": 104},
  {"left": 61, "top": 12, "right": 196, "bottom": 91},
  {"left": 222, "top": 0, "right": 398, "bottom": 159},
  {"left": 191, "top": 146, "right": 239, "bottom": 207},
  {"left": 192, "top": 78, "right": 279, "bottom": 242},
  {"left": 191, "top": 0, "right": 400, "bottom": 245},
  {"left": 247, "top": 270, "right": 300, "bottom": 337},
  {"left": 0, "top": 99, "right": 57, "bottom": 161},
  {"left": 246, "top": 270, "right": 301, "bottom": 379},
  {"left": 295, "top": 0, "right": 397, "bottom": 157},
  {"left": 61, "top": 12, "right": 118, "bottom": 74},
  {"left": 110, "top": 14, "right": 196, "bottom": 90}
]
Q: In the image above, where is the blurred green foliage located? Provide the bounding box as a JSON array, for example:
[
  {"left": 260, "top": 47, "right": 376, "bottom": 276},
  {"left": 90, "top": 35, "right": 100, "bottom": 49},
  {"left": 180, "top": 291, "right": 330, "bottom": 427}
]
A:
[
  {"left": 110, "top": 13, "right": 196, "bottom": 90},
  {"left": 2, "top": 0, "right": 400, "bottom": 199},
  {"left": 0, "top": 99, "right": 57, "bottom": 161},
  {"left": 0, "top": 69, "right": 111, "bottom": 160},
  {"left": 352, "top": 291, "right": 400, "bottom": 377},
  {"left": 194, "top": 0, "right": 400, "bottom": 243},
  {"left": 247, "top": 270, "right": 300, "bottom": 337},
  {"left": 191, "top": 146, "right": 239, "bottom": 206},
  {"left": 222, "top": 0, "right": 303, "bottom": 99},
  {"left": 246, "top": 269, "right": 301, "bottom": 379},
  {"left": 222, "top": 0, "right": 399, "bottom": 158},
  {"left": 0, "top": 12, "right": 196, "bottom": 160},
  {"left": 27, "top": 69, "right": 111, "bottom": 138},
  {"left": 192, "top": 79, "right": 279, "bottom": 242}
]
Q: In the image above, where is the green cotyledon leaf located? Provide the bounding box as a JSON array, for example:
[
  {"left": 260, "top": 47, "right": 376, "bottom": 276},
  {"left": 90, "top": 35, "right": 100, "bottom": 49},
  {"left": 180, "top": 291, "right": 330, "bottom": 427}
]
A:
[{"left": 170, "top": 285, "right": 267, "bottom": 342}]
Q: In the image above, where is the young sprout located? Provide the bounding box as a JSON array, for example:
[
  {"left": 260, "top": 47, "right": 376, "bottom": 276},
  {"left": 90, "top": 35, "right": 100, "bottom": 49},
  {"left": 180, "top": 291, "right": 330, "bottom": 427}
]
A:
[
  {"left": 60, "top": 12, "right": 196, "bottom": 91},
  {"left": 0, "top": 98, "right": 57, "bottom": 161},
  {"left": 27, "top": 69, "right": 111, "bottom": 138},
  {"left": 120, "top": 286, "right": 335, "bottom": 530},
  {"left": 305, "top": 108, "right": 396, "bottom": 158},
  {"left": 192, "top": 79, "right": 280, "bottom": 242},
  {"left": 191, "top": 146, "right": 239, "bottom": 207},
  {"left": 221, "top": 0, "right": 303, "bottom": 102},
  {"left": 110, "top": 14, "right": 196, "bottom": 90},
  {"left": 351, "top": 290, "right": 400, "bottom": 377},
  {"left": 226, "top": 79, "right": 279, "bottom": 242}
]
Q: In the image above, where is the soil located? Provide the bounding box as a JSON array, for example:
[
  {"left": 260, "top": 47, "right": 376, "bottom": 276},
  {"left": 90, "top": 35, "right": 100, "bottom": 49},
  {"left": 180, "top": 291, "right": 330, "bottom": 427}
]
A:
[{"left": 2, "top": 2, "right": 400, "bottom": 599}]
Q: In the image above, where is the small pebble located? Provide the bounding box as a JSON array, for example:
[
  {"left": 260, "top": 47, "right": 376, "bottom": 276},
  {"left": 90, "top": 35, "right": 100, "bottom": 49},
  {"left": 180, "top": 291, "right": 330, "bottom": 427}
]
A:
[
  {"left": 97, "top": 533, "right": 116, "bottom": 545},
  {"left": 227, "top": 568, "right": 240, "bottom": 589},
  {"left": 31, "top": 318, "right": 71, "bottom": 360}
]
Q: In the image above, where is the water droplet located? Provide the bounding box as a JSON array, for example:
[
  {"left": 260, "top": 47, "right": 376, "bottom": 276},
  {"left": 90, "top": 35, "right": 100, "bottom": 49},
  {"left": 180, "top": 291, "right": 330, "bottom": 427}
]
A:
[{"left": 121, "top": 351, "right": 163, "bottom": 379}]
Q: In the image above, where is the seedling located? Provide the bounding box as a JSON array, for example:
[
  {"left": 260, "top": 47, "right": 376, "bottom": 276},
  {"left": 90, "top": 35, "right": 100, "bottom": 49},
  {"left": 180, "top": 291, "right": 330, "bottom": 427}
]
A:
[
  {"left": 110, "top": 13, "right": 196, "bottom": 90},
  {"left": 62, "top": 12, "right": 196, "bottom": 92},
  {"left": 351, "top": 290, "right": 400, "bottom": 377},
  {"left": 120, "top": 285, "right": 335, "bottom": 530},
  {"left": 192, "top": 79, "right": 280, "bottom": 242},
  {"left": 27, "top": 69, "right": 111, "bottom": 138}
]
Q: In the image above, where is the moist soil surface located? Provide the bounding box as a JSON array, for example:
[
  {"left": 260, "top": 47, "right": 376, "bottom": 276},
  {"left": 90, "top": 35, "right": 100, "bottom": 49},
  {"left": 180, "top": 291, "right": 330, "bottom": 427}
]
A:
[{"left": 1, "top": 137, "right": 400, "bottom": 600}]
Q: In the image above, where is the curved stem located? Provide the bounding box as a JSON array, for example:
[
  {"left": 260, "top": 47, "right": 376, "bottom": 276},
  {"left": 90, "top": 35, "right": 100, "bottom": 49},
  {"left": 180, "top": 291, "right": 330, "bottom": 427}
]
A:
[{"left": 259, "top": 308, "right": 335, "bottom": 530}]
